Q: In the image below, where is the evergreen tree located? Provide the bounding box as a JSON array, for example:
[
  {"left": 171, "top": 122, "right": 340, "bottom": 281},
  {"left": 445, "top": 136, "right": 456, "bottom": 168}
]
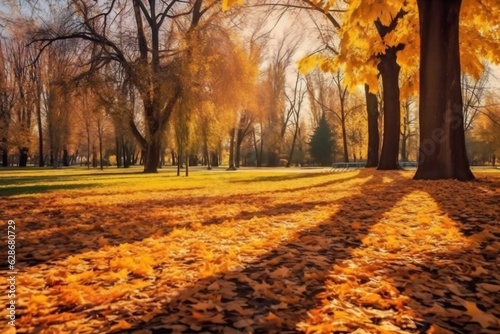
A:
[{"left": 309, "top": 114, "right": 334, "bottom": 166}]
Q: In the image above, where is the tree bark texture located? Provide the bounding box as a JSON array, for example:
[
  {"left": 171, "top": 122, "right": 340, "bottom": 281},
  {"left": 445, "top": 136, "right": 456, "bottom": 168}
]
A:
[
  {"left": 414, "top": 0, "right": 474, "bottom": 180},
  {"left": 365, "top": 84, "right": 380, "bottom": 168}
]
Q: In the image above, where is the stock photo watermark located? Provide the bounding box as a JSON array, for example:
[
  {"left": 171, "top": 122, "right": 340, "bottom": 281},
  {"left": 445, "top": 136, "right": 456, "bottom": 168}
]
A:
[
  {"left": 6, "top": 219, "right": 16, "bottom": 327},
  {"left": 418, "top": 104, "right": 464, "bottom": 165}
]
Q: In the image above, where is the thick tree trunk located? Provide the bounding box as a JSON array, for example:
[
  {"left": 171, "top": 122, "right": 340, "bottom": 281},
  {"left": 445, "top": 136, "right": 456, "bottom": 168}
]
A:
[
  {"left": 377, "top": 49, "right": 401, "bottom": 170},
  {"left": 211, "top": 152, "right": 219, "bottom": 167},
  {"left": 144, "top": 138, "right": 161, "bottom": 173},
  {"left": 126, "top": 147, "right": 131, "bottom": 167},
  {"left": 19, "top": 147, "right": 28, "bottom": 167},
  {"left": 365, "top": 84, "right": 380, "bottom": 167},
  {"left": 414, "top": 0, "right": 474, "bottom": 180},
  {"left": 63, "top": 149, "right": 69, "bottom": 167}
]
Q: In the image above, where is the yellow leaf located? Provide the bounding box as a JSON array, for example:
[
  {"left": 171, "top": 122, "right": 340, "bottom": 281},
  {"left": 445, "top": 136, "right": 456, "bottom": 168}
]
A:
[
  {"left": 222, "top": 0, "right": 242, "bottom": 11},
  {"left": 28, "top": 294, "right": 49, "bottom": 312}
]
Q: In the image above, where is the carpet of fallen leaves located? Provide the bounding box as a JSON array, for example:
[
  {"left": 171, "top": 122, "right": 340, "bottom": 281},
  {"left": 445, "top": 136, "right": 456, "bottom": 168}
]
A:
[{"left": 1, "top": 168, "right": 499, "bottom": 334}]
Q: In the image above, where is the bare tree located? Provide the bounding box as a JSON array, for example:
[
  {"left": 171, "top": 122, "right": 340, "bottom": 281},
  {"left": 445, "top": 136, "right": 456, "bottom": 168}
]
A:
[
  {"left": 33, "top": 0, "right": 226, "bottom": 173},
  {"left": 0, "top": 39, "right": 15, "bottom": 166},
  {"left": 462, "top": 68, "right": 490, "bottom": 132},
  {"left": 285, "top": 72, "right": 306, "bottom": 167}
]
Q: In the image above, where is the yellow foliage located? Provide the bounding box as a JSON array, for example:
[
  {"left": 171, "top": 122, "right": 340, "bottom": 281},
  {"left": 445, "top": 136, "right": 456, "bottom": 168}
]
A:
[{"left": 222, "top": 0, "right": 243, "bottom": 11}]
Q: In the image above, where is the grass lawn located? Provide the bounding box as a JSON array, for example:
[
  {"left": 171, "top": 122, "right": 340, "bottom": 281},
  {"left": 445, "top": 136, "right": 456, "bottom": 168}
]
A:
[{"left": 1, "top": 167, "right": 499, "bottom": 333}]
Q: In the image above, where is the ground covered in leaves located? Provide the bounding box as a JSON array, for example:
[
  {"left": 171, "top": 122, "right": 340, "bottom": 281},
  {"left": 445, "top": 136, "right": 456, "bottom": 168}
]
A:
[{"left": 1, "top": 167, "right": 499, "bottom": 334}]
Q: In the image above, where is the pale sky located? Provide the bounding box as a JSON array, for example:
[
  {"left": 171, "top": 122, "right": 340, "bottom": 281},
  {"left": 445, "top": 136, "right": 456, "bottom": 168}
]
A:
[{"left": 489, "top": 64, "right": 500, "bottom": 89}]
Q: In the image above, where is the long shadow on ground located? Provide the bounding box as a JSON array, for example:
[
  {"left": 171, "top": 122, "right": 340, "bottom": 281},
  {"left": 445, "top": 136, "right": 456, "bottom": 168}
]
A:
[{"left": 119, "top": 170, "right": 500, "bottom": 333}]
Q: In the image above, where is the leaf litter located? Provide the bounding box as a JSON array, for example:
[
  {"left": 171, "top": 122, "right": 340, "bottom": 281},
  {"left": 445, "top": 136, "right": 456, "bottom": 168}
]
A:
[{"left": 0, "top": 169, "right": 499, "bottom": 333}]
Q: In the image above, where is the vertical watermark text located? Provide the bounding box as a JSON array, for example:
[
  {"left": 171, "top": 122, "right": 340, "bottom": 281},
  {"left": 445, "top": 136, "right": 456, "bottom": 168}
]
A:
[{"left": 6, "top": 220, "right": 16, "bottom": 327}]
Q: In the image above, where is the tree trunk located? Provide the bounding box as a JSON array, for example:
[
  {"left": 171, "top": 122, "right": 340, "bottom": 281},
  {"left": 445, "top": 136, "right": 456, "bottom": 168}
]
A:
[
  {"left": 235, "top": 128, "right": 243, "bottom": 168},
  {"left": 2, "top": 143, "right": 8, "bottom": 167},
  {"left": 116, "top": 136, "right": 122, "bottom": 168},
  {"left": 99, "top": 136, "right": 104, "bottom": 170},
  {"left": 287, "top": 122, "right": 300, "bottom": 168},
  {"left": 211, "top": 151, "right": 219, "bottom": 167},
  {"left": 92, "top": 146, "right": 97, "bottom": 168},
  {"left": 227, "top": 128, "right": 236, "bottom": 170},
  {"left": 252, "top": 131, "right": 261, "bottom": 167},
  {"left": 86, "top": 125, "right": 91, "bottom": 169},
  {"left": 377, "top": 49, "right": 401, "bottom": 170},
  {"left": 177, "top": 148, "right": 182, "bottom": 176},
  {"left": 123, "top": 144, "right": 131, "bottom": 168},
  {"left": 36, "top": 98, "right": 44, "bottom": 167},
  {"left": 63, "top": 149, "right": 69, "bottom": 167},
  {"left": 204, "top": 140, "right": 211, "bottom": 170},
  {"left": 341, "top": 118, "right": 349, "bottom": 163},
  {"left": 144, "top": 138, "right": 161, "bottom": 173},
  {"left": 414, "top": 0, "right": 474, "bottom": 180},
  {"left": 365, "top": 84, "right": 380, "bottom": 167},
  {"left": 171, "top": 150, "right": 176, "bottom": 166},
  {"left": 401, "top": 118, "right": 408, "bottom": 162},
  {"left": 19, "top": 147, "right": 28, "bottom": 167}
]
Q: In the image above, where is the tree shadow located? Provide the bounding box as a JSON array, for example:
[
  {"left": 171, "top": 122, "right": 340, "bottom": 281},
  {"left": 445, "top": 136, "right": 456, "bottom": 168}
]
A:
[
  {"left": 116, "top": 170, "right": 499, "bottom": 333},
  {"left": 0, "top": 183, "right": 102, "bottom": 196},
  {"left": 268, "top": 173, "right": 363, "bottom": 194},
  {"left": 0, "top": 171, "right": 147, "bottom": 186},
  {"left": 5, "top": 189, "right": 338, "bottom": 269},
  {"left": 7, "top": 169, "right": 499, "bottom": 333},
  {"left": 231, "top": 173, "right": 331, "bottom": 183}
]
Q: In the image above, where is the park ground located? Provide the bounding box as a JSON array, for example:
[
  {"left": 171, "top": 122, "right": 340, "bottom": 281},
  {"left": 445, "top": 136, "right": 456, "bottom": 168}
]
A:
[{"left": 0, "top": 167, "right": 499, "bottom": 333}]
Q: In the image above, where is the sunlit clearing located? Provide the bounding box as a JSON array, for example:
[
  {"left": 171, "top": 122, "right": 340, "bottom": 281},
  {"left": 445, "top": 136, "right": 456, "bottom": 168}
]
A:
[{"left": 298, "top": 191, "right": 473, "bottom": 333}]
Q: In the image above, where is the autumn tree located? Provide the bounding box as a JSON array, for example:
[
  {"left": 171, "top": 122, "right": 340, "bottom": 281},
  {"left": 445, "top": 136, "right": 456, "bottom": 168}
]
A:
[
  {"left": 413, "top": 0, "right": 479, "bottom": 180},
  {"left": 0, "top": 38, "right": 15, "bottom": 167},
  {"left": 260, "top": 35, "right": 298, "bottom": 167},
  {"left": 285, "top": 72, "right": 307, "bottom": 167},
  {"left": 400, "top": 97, "right": 418, "bottom": 162},
  {"left": 467, "top": 102, "right": 500, "bottom": 165},
  {"left": 33, "top": 0, "right": 241, "bottom": 173},
  {"left": 7, "top": 37, "right": 40, "bottom": 167},
  {"left": 296, "top": 0, "right": 398, "bottom": 169},
  {"left": 462, "top": 68, "right": 490, "bottom": 133}
]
